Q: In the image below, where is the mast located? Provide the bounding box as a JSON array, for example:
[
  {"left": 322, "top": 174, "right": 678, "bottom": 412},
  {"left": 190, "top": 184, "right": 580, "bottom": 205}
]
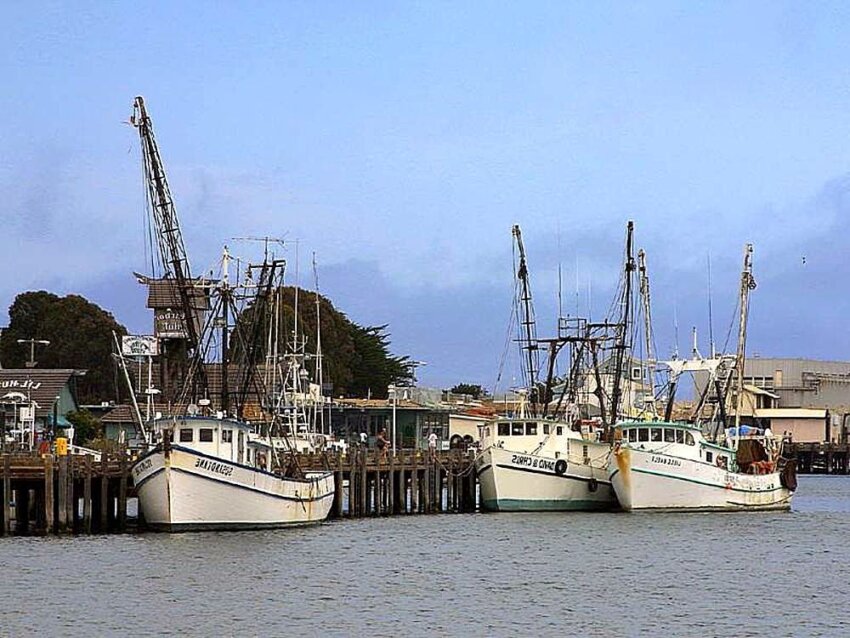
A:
[
  {"left": 512, "top": 224, "right": 540, "bottom": 414},
  {"left": 312, "top": 252, "right": 325, "bottom": 434},
  {"left": 733, "top": 243, "right": 756, "bottom": 434},
  {"left": 609, "top": 221, "right": 636, "bottom": 424},
  {"left": 131, "top": 96, "right": 207, "bottom": 402},
  {"left": 220, "top": 247, "right": 231, "bottom": 416},
  {"left": 637, "top": 249, "right": 657, "bottom": 416}
]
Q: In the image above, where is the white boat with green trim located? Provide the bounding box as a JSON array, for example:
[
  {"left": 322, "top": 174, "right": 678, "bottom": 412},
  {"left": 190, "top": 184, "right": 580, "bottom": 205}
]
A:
[
  {"left": 476, "top": 416, "right": 616, "bottom": 511},
  {"left": 609, "top": 420, "right": 796, "bottom": 512}
]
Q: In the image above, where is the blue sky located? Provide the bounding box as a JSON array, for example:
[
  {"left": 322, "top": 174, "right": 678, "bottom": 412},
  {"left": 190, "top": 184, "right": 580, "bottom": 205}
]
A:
[{"left": 2, "top": 2, "right": 850, "bottom": 390}]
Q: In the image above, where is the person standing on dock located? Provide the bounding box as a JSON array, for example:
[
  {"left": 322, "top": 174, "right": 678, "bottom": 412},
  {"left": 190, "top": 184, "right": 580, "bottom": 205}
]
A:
[
  {"left": 359, "top": 431, "right": 367, "bottom": 449},
  {"left": 377, "top": 429, "right": 389, "bottom": 459},
  {"left": 428, "top": 431, "right": 438, "bottom": 460}
]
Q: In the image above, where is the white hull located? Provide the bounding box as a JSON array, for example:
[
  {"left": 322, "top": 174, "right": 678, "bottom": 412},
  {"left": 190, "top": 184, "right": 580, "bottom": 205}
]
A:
[
  {"left": 610, "top": 446, "right": 793, "bottom": 512},
  {"left": 132, "top": 445, "right": 335, "bottom": 531},
  {"left": 476, "top": 444, "right": 616, "bottom": 511}
]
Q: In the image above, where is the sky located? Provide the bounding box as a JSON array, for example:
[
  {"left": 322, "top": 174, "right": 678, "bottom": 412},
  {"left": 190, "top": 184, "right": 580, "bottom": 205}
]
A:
[{"left": 2, "top": 2, "right": 850, "bottom": 390}]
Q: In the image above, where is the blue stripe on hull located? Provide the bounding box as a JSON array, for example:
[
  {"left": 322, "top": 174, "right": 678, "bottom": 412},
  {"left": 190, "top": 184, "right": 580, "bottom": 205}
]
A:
[{"left": 482, "top": 498, "right": 616, "bottom": 512}]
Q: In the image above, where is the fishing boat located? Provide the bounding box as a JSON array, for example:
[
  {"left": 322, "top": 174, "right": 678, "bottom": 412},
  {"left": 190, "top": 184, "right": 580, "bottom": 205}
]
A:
[
  {"left": 132, "top": 416, "right": 334, "bottom": 531},
  {"left": 609, "top": 417, "right": 795, "bottom": 512},
  {"left": 127, "top": 96, "right": 334, "bottom": 531},
  {"left": 608, "top": 244, "right": 797, "bottom": 511},
  {"left": 476, "top": 407, "right": 615, "bottom": 511},
  {"left": 476, "top": 224, "right": 622, "bottom": 512}
]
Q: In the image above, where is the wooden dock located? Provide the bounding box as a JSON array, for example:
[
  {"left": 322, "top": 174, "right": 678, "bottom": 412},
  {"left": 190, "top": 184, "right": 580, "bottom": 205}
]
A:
[
  {"left": 789, "top": 442, "right": 850, "bottom": 475},
  {"left": 0, "top": 449, "right": 479, "bottom": 536}
]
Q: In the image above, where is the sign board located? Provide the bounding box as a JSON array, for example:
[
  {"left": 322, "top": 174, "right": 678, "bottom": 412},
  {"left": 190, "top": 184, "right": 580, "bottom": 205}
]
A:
[
  {"left": 122, "top": 335, "right": 159, "bottom": 357},
  {"left": 154, "top": 309, "right": 189, "bottom": 339}
]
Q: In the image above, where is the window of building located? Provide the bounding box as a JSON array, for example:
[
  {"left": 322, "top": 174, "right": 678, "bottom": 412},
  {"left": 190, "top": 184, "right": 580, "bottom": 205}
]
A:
[
  {"left": 511, "top": 423, "right": 524, "bottom": 436},
  {"left": 685, "top": 432, "right": 695, "bottom": 446},
  {"left": 628, "top": 429, "right": 637, "bottom": 443},
  {"left": 543, "top": 424, "right": 550, "bottom": 435},
  {"left": 179, "top": 428, "right": 193, "bottom": 442},
  {"left": 651, "top": 428, "right": 662, "bottom": 442},
  {"left": 526, "top": 422, "right": 538, "bottom": 436},
  {"left": 498, "top": 423, "right": 510, "bottom": 436},
  {"left": 664, "top": 429, "right": 676, "bottom": 443},
  {"left": 676, "top": 430, "right": 684, "bottom": 444},
  {"left": 222, "top": 429, "right": 233, "bottom": 443},
  {"left": 199, "top": 428, "right": 213, "bottom": 442},
  {"left": 638, "top": 429, "right": 649, "bottom": 442}
]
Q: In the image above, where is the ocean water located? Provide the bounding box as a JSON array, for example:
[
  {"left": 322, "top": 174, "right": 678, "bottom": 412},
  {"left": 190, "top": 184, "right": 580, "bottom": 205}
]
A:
[{"left": 1, "top": 475, "right": 848, "bottom": 637}]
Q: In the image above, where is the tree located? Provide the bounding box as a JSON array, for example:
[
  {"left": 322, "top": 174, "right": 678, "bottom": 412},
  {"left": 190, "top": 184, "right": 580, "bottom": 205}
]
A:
[
  {"left": 0, "top": 291, "right": 128, "bottom": 404},
  {"left": 65, "top": 409, "right": 102, "bottom": 445},
  {"left": 450, "top": 383, "right": 488, "bottom": 399},
  {"left": 232, "top": 286, "right": 413, "bottom": 398}
]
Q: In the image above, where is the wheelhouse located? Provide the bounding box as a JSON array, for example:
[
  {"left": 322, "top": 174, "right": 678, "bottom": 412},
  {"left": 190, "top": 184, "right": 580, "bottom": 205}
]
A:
[{"left": 152, "top": 416, "right": 272, "bottom": 471}]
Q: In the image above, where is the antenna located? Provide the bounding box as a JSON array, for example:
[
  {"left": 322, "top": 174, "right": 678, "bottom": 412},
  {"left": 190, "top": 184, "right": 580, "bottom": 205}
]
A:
[
  {"left": 707, "top": 252, "right": 715, "bottom": 358},
  {"left": 673, "top": 301, "right": 680, "bottom": 359}
]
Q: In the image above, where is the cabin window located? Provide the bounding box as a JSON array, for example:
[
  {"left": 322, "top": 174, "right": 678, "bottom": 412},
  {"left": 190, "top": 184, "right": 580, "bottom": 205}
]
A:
[
  {"left": 199, "top": 428, "right": 214, "bottom": 442},
  {"left": 179, "top": 428, "right": 193, "bottom": 443},
  {"left": 526, "top": 423, "right": 538, "bottom": 436},
  {"left": 512, "top": 423, "right": 524, "bottom": 436},
  {"left": 556, "top": 426, "right": 563, "bottom": 436},
  {"left": 628, "top": 429, "right": 637, "bottom": 443},
  {"left": 664, "top": 429, "right": 676, "bottom": 443},
  {"left": 638, "top": 429, "right": 649, "bottom": 442},
  {"left": 685, "top": 432, "right": 695, "bottom": 446},
  {"left": 676, "top": 430, "right": 684, "bottom": 444},
  {"left": 484, "top": 427, "right": 490, "bottom": 438},
  {"left": 650, "top": 428, "right": 662, "bottom": 442},
  {"left": 543, "top": 424, "right": 550, "bottom": 435},
  {"left": 706, "top": 450, "right": 713, "bottom": 463},
  {"left": 222, "top": 429, "right": 233, "bottom": 443},
  {"left": 498, "top": 423, "right": 510, "bottom": 436}
]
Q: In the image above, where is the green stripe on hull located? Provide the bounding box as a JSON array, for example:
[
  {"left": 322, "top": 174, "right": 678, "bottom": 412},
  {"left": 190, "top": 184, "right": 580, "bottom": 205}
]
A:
[{"left": 482, "top": 498, "right": 615, "bottom": 512}]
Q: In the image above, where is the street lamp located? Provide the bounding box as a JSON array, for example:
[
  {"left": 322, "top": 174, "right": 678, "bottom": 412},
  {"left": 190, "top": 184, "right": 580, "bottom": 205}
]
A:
[{"left": 17, "top": 338, "right": 50, "bottom": 368}]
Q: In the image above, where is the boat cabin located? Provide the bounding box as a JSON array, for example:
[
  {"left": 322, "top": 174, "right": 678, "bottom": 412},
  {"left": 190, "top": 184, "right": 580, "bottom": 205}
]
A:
[
  {"left": 616, "top": 421, "right": 779, "bottom": 474},
  {"left": 479, "top": 417, "right": 602, "bottom": 456},
  {"left": 152, "top": 416, "right": 273, "bottom": 471}
]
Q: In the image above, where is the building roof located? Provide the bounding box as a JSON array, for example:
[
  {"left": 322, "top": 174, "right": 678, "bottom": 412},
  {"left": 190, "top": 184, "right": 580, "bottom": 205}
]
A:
[
  {"left": 143, "top": 277, "right": 210, "bottom": 310},
  {"left": 744, "top": 384, "right": 780, "bottom": 399},
  {"left": 754, "top": 408, "right": 828, "bottom": 419},
  {"left": 335, "top": 398, "right": 430, "bottom": 410},
  {"left": 0, "top": 369, "right": 82, "bottom": 418}
]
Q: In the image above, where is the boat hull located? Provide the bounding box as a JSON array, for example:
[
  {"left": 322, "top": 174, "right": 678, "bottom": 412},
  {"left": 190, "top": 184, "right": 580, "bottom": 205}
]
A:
[
  {"left": 476, "top": 444, "right": 616, "bottom": 512},
  {"left": 609, "top": 445, "right": 793, "bottom": 512},
  {"left": 132, "top": 446, "right": 335, "bottom": 531}
]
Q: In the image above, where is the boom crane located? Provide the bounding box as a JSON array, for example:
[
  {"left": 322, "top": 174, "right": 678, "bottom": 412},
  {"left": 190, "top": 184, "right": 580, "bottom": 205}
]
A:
[
  {"left": 512, "top": 224, "right": 540, "bottom": 414},
  {"left": 131, "top": 96, "right": 207, "bottom": 404}
]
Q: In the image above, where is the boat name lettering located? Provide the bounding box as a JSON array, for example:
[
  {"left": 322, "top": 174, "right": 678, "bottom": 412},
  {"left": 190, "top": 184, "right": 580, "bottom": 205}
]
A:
[
  {"left": 194, "top": 458, "right": 234, "bottom": 476},
  {"left": 133, "top": 459, "right": 152, "bottom": 476},
  {"left": 650, "top": 455, "right": 682, "bottom": 467},
  {"left": 510, "top": 454, "right": 555, "bottom": 472}
]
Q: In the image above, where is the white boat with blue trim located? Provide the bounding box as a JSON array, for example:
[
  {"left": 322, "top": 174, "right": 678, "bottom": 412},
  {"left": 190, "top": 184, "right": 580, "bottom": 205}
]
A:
[
  {"left": 609, "top": 420, "right": 796, "bottom": 512},
  {"left": 132, "top": 416, "right": 334, "bottom": 532},
  {"left": 476, "top": 416, "right": 616, "bottom": 511}
]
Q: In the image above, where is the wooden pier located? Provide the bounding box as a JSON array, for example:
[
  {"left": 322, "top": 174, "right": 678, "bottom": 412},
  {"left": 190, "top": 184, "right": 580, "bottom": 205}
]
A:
[
  {"left": 790, "top": 442, "right": 850, "bottom": 475},
  {"left": 0, "top": 449, "right": 479, "bottom": 536}
]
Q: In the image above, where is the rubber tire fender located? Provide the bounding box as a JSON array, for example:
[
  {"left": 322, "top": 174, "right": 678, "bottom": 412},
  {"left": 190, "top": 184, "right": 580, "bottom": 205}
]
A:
[
  {"left": 588, "top": 478, "right": 599, "bottom": 492},
  {"left": 554, "top": 459, "right": 567, "bottom": 476}
]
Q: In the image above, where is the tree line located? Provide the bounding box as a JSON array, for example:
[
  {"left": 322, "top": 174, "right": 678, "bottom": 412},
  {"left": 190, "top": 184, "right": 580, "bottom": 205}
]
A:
[{"left": 0, "top": 289, "right": 413, "bottom": 406}]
